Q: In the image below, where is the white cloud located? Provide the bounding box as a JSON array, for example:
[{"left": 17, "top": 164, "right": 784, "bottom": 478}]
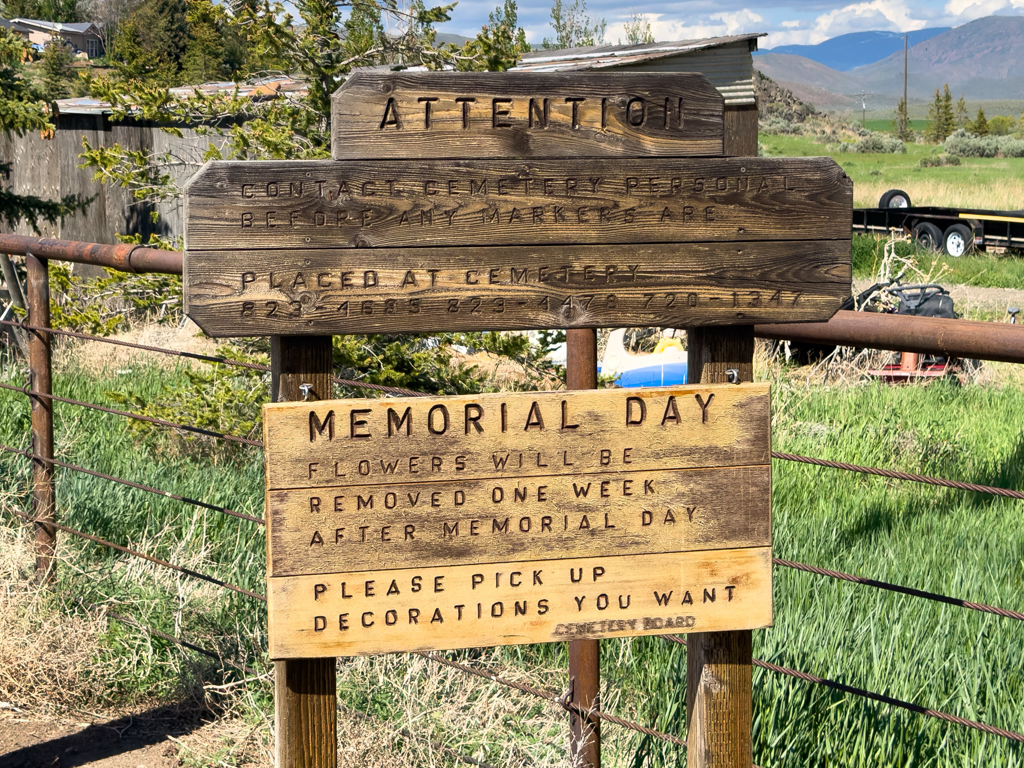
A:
[{"left": 945, "top": 0, "right": 1024, "bottom": 18}]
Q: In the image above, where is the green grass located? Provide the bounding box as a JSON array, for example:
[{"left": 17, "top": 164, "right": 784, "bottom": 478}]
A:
[
  {"left": 864, "top": 119, "right": 931, "bottom": 133},
  {"left": 759, "top": 133, "right": 1024, "bottom": 211},
  {"left": 4, "top": 353, "right": 1024, "bottom": 766},
  {"left": 852, "top": 234, "right": 1024, "bottom": 289}
]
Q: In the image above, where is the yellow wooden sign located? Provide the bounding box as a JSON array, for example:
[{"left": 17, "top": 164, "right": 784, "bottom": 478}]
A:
[{"left": 263, "top": 385, "right": 772, "bottom": 658}]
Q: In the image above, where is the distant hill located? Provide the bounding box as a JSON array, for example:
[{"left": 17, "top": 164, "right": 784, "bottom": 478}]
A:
[
  {"left": 852, "top": 16, "right": 1024, "bottom": 100},
  {"left": 753, "top": 16, "right": 1024, "bottom": 109},
  {"left": 435, "top": 32, "right": 471, "bottom": 45},
  {"left": 757, "top": 28, "right": 948, "bottom": 71}
]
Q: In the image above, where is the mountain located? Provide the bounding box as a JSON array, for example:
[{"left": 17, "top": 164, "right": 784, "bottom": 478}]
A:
[
  {"left": 435, "top": 32, "right": 471, "bottom": 45},
  {"left": 757, "top": 28, "right": 948, "bottom": 71},
  {"left": 852, "top": 16, "right": 1024, "bottom": 100},
  {"left": 754, "top": 53, "right": 860, "bottom": 106}
]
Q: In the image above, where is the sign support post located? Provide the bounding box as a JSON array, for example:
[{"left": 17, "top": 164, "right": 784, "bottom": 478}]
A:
[
  {"left": 271, "top": 335, "right": 338, "bottom": 768},
  {"left": 684, "top": 331, "right": 755, "bottom": 768},
  {"left": 566, "top": 327, "right": 600, "bottom": 768}
]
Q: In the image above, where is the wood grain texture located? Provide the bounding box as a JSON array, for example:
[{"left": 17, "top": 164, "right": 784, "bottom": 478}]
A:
[
  {"left": 271, "top": 337, "right": 337, "bottom": 768},
  {"left": 261, "top": 384, "right": 770, "bottom": 490},
  {"left": 184, "top": 240, "right": 850, "bottom": 337},
  {"left": 266, "top": 547, "right": 772, "bottom": 658},
  {"left": 275, "top": 657, "right": 337, "bottom": 768},
  {"left": 184, "top": 156, "right": 852, "bottom": 251},
  {"left": 267, "top": 465, "right": 771, "bottom": 577},
  {"left": 685, "top": 323, "right": 755, "bottom": 768},
  {"left": 331, "top": 71, "right": 724, "bottom": 159}
]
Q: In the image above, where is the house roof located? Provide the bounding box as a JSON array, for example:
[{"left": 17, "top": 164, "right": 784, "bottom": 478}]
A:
[
  {"left": 0, "top": 18, "right": 33, "bottom": 33},
  {"left": 11, "top": 18, "right": 102, "bottom": 35},
  {"left": 515, "top": 34, "right": 764, "bottom": 71},
  {"left": 514, "top": 34, "right": 765, "bottom": 105}
]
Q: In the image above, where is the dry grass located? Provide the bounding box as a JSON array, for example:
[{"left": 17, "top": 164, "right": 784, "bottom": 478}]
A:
[
  {"left": 0, "top": 525, "right": 109, "bottom": 716},
  {"left": 54, "top": 317, "right": 222, "bottom": 374},
  {"left": 855, "top": 175, "right": 1024, "bottom": 210}
]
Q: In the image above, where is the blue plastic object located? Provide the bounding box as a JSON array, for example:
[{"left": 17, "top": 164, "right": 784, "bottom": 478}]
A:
[{"left": 615, "top": 362, "right": 688, "bottom": 388}]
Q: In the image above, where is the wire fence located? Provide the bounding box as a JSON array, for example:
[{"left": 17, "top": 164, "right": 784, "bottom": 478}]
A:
[{"left": 2, "top": 254, "right": 1024, "bottom": 764}]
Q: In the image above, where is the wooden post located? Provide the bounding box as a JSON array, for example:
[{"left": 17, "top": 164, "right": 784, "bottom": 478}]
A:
[
  {"left": 271, "top": 335, "right": 337, "bottom": 768},
  {"left": 26, "top": 252, "right": 55, "bottom": 584},
  {"left": 685, "top": 326, "right": 755, "bottom": 768},
  {"left": 566, "top": 327, "right": 600, "bottom": 768}
]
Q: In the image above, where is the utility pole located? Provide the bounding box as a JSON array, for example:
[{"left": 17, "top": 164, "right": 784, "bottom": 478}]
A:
[
  {"left": 860, "top": 91, "right": 867, "bottom": 128},
  {"left": 903, "top": 34, "right": 909, "bottom": 136}
]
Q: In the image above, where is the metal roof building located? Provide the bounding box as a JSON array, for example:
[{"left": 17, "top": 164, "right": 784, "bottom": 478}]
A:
[{"left": 514, "top": 34, "right": 764, "bottom": 107}]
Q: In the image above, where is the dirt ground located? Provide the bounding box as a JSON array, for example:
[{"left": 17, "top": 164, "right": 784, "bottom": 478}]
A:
[{"left": 0, "top": 708, "right": 188, "bottom": 768}]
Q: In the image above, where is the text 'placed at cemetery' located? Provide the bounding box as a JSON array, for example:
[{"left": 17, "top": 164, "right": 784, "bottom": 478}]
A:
[
  {"left": 330, "top": 71, "right": 726, "bottom": 159},
  {"left": 183, "top": 156, "right": 852, "bottom": 335},
  {"left": 263, "top": 385, "right": 772, "bottom": 657}
]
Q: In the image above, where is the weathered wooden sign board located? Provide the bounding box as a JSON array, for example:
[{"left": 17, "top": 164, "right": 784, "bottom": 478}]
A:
[
  {"left": 263, "top": 385, "right": 772, "bottom": 658},
  {"left": 183, "top": 72, "right": 853, "bottom": 337},
  {"left": 330, "top": 71, "right": 727, "bottom": 159}
]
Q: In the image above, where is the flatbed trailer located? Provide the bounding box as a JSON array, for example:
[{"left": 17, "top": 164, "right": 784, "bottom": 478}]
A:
[{"left": 852, "top": 189, "right": 1024, "bottom": 257}]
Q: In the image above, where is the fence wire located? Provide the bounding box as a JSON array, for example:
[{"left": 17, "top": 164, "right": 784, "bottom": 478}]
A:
[
  {"left": 772, "top": 451, "right": 1024, "bottom": 500},
  {"left": 0, "top": 380, "right": 263, "bottom": 447},
  {"left": 659, "top": 634, "right": 1024, "bottom": 743},
  {"left": 1, "top": 317, "right": 426, "bottom": 397},
  {"left": 3, "top": 505, "right": 266, "bottom": 601},
  {"left": 774, "top": 557, "right": 1024, "bottom": 622},
  {"left": 0, "top": 442, "right": 263, "bottom": 525}
]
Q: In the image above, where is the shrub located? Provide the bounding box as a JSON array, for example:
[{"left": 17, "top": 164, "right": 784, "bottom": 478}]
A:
[
  {"left": 759, "top": 116, "right": 802, "bottom": 135},
  {"left": 944, "top": 129, "right": 999, "bottom": 157},
  {"left": 920, "top": 154, "right": 961, "bottom": 167},
  {"left": 837, "top": 133, "right": 906, "bottom": 154},
  {"left": 998, "top": 138, "right": 1024, "bottom": 158}
]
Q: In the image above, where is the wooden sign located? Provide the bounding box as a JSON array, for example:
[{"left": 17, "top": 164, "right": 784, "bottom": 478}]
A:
[
  {"left": 183, "top": 156, "right": 852, "bottom": 336},
  {"left": 331, "top": 71, "right": 725, "bottom": 159},
  {"left": 263, "top": 385, "right": 772, "bottom": 658}
]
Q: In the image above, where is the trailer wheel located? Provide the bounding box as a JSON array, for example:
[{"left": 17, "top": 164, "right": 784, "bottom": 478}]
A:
[
  {"left": 912, "top": 221, "right": 943, "bottom": 251},
  {"left": 943, "top": 224, "right": 973, "bottom": 258},
  {"left": 879, "top": 189, "right": 912, "bottom": 208}
]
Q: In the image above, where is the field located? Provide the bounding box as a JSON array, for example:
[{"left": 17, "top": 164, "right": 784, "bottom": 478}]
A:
[
  {"left": 3, "top": 327, "right": 1024, "bottom": 765},
  {"left": 759, "top": 133, "right": 1024, "bottom": 210}
]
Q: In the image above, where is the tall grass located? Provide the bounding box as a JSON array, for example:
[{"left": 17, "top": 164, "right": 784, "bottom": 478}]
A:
[{"left": 3, "top": 349, "right": 1024, "bottom": 766}]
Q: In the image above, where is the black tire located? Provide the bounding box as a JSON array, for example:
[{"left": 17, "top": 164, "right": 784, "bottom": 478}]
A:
[
  {"left": 879, "top": 189, "right": 912, "bottom": 208},
  {"left": 943, "top": 224, "right": 973, "bottom": 258},
  {"left": 912, "top": 221, "right": 943, "bottom": 251}
]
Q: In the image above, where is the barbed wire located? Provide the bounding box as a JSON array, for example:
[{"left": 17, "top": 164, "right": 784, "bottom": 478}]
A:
[
  {"left": 774, "top": 557, "right": 1024, "bottom": 621},
  {"left": 0, "top": 317, "right": 427, "bottom": 397},
  {"left": 415, "top": 651, "right": 687, "bottom": 748},
  {"left": 0, "top": 443, "right": 263, "bottom": 525},
  {"left": 772, "top": 451, "right": 1024, "bottom": 500},
  {"left": 0, "top": 380, "right": 263, "bottom": 447},
  {"left": 659, "top": 634, "right": 1024, "bottom": 743},
  {"left": 2, "top": 505, "right": 266, "bottom": 602}
]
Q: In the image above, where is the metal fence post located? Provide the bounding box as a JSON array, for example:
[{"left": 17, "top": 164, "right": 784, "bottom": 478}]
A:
[
  {"left": 270, "top": 335, "right": 337, "bottom": 768},
  {"left": 566, "top": 327, "right": 600, "bottom": 768},
  {"left": 26, "top": 252, "right": 56, "bottom": 583},
  {"left": 685, "top": 327, "right": 755, "bottom": 768}
]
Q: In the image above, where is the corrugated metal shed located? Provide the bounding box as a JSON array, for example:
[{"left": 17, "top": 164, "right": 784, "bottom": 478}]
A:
[
  {"left": 55, "top": 78, "right": 309, "bottom": 115},
  {"left": 514, "top": 34, "right": 764, "bottom": 106}
]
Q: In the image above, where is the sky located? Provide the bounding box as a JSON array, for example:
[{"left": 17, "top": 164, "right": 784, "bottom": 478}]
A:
[{"left": 434, "top": 0, "right": 1024, "bottom": 49}]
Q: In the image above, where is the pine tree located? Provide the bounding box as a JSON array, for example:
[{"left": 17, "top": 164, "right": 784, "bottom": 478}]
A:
[
  {"left": 955, "top": 95, "right": 968, "bottom": 129},
  {"left": 925, "top": 85, "right": 955, "bottom": 143},
  {"left": 455, "top": 0, "right": 529, "bottom": 72},
  {"left": 892, "top": 97, "right": 913, "bottom": 141},
  {"left": 41, "top": 37, "right": 74, "bottom": 100},
  {"left": 940, "top": 84, "right": 954, "bottom": 138},
  {"left": 970, "top": 108, "right": 989, "bottom": 136}
]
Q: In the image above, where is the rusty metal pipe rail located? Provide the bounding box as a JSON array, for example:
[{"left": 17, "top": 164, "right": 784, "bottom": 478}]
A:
[
  {"left": 0, "top": 234, "right": 182, "bottom": 275},
  {"left": 755, "top": 310, "right": 1024, "bottom": 365},
  {"left": 2, "top": 235, "right": 1023, "bottom": 365}
]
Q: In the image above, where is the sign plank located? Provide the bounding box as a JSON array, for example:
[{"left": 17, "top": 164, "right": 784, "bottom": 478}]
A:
[
  {"left": 262, "top": 384, "right": 770, "bottom": 490},
  {"left": 185, "top": 157, "right": 852, "bottom": 251},
  {"left": 267, "top": 548, "right": 773, "bottom": 658},
  {"left": 268, "top": 466, "right": 771, "bottom": 577},
  {"left": 183, "top": 156, "right": 852, "bottom": 335},
  {"left": 263, "top": 386, "right": 772, "bottom": 658},
  {"left": 331, "top": 71, "right": 725, "bottom": 159}
]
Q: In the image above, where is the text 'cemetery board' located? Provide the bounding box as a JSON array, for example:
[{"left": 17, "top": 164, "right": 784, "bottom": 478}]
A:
[
  {"left": 183, "top": 72, "right": 853, "bottom": 337},
  {"left": 263, "top": 385, "right": 772, "bottom": 658}
]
